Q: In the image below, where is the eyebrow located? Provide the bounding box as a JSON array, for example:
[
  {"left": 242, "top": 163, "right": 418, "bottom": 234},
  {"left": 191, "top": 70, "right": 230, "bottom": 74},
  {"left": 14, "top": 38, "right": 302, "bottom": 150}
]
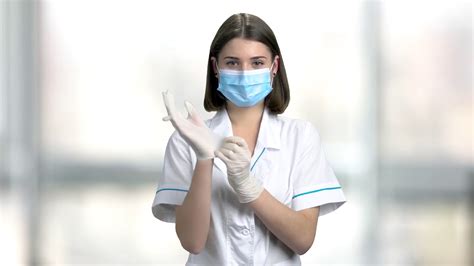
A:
[{"left": 223, "top": 56, "right": 268, "bottom": 60}]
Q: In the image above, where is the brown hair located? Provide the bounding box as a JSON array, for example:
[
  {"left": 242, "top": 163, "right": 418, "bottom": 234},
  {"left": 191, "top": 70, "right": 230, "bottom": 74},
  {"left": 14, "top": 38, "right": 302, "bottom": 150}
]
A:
[{"left": 204, "top": 13, "right": 290, "bottom": 114}]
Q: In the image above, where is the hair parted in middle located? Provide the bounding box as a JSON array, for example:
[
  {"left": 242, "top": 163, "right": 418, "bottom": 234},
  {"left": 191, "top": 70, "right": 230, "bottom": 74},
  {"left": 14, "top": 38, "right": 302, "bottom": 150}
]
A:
[{"left": 204, "top": 13, "right": 290, "bottom": 114}]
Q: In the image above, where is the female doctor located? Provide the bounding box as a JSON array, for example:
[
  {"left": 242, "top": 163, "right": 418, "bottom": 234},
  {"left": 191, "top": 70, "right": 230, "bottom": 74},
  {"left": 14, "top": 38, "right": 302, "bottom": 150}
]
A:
[{"left": 153, "top": 13, "right": 346, "bottom": 265}]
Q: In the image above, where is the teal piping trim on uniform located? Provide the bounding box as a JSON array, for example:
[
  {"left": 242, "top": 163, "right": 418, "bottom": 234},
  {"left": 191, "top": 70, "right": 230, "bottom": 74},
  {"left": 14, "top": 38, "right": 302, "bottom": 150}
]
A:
[
  {"left": 250, "top": 148, "right": 266, "bottom": 172},
  {"left": 292, "top": 186, "right": 342, "bottom": 199},
  {"left": 156, "top": 188, "right": 189, "bottom": 194}
]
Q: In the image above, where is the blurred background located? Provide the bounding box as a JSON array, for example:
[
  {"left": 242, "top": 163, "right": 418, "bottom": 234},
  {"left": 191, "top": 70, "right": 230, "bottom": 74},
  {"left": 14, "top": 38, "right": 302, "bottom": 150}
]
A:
[{"left": 0, "top": 0, "right": 472, "bottom": 265}]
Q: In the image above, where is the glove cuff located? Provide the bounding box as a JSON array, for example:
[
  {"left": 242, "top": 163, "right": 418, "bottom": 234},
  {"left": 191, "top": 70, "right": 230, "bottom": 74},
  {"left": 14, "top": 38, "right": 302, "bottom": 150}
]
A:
[
  {"left": 195, "top": 151, "right": 215, "bottom": 160},
  {"left": 229, "top": 174, "right": 264, "bottom": 203}
]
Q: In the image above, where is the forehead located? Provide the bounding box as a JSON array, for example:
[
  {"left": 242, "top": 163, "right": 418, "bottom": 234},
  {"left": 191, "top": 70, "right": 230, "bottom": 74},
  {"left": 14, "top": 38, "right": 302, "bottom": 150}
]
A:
[{"left": 219, "top": 38, "right": 272, "bottom": 59}]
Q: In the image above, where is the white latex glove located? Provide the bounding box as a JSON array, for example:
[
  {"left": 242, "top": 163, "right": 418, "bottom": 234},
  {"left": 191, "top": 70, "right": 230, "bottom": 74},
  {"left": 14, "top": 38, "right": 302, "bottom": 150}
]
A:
[
  {"left": 215, "top": 136, "right": 264, "bottom": 203},
  {"left": 162, "top": 90, "right": 221, "bottom": 160}
]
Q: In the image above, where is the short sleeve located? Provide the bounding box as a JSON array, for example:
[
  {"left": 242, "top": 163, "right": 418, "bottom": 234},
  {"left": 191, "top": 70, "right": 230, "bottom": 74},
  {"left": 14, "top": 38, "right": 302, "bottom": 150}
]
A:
[
  {"left": 151, "top": 131, "right": 194, "bottom": 223},
  {"left": 291, "top": 123, "right": 346, "bottom": 216}
]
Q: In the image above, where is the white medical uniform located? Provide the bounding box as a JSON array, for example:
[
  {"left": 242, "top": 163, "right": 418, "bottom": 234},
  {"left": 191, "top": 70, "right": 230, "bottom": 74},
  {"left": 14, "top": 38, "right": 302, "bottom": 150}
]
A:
[{"left": 152, "top": 108, "right": 346, "bottom": 265}]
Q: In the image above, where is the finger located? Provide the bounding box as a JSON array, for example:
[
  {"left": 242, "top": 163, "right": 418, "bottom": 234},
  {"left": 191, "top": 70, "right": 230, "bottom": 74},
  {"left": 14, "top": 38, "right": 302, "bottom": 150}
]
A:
[
  {"left": 225, "top": 136, "right": 249, "bottom": 149},
  {"left": 162, "top": 91, "right": 178, "bottom": 117},
  {"left": 219, "top": 142, "right": 242, "bottom": 158},
  {"left": 184, "top": 101, "right": 196, "bottom": 118},
  {"left": 219, "top": 146, "right": 239, "bottom": 160},
  {"left": 185, "top": 101, "right": 206, "bottom": 127},
  {"left": 221, "top": 142, "right": 240, "bottom": 153},
  {"left": 222, "top": 136, "right": 241, "bottom": 146},
  {"left": 214, "top": 150, "right": 231, "bottom": 164}
]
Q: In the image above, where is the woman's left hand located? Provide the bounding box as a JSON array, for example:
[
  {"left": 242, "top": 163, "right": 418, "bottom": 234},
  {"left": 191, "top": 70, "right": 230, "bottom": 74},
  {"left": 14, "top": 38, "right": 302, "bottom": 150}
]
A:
[
  {"left": 162, "top": 90, "right": 221, "bottom": 160},
  {"left": 215, "top": 136, "right": 263, "bottom": 203}
]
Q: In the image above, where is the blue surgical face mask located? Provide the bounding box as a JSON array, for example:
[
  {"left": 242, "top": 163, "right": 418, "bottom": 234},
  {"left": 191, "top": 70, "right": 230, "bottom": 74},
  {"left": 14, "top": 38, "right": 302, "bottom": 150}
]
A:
[{"left": 217, "top": 64, "right": 274, "bottom": 107}]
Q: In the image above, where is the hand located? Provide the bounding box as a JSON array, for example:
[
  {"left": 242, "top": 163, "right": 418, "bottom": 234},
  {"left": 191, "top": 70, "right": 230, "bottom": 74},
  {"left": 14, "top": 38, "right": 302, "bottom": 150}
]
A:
[
  {"left": 162, "top": 90, "right": 220, "bottom": 160},
  {"left": 215, "top": 136, "right": 264, "bottom": 203}
]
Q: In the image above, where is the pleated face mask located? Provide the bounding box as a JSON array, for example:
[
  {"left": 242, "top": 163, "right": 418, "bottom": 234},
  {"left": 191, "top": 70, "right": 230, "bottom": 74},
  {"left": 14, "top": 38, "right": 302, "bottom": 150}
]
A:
[{"left": 217, "top": 65, "right": 274, "bottom": 107}]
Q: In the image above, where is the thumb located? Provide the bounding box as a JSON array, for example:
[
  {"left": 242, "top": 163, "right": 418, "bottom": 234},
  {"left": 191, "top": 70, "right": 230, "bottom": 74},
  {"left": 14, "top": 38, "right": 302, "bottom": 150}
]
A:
[{"left": 162, "top": 90, "right": 177, "bottom": 117}]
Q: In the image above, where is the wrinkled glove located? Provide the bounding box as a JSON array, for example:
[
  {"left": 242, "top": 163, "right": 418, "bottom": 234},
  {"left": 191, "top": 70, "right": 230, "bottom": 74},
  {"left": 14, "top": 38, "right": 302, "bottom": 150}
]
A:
[
  {"left": 162, "top": 90, "right": 221, "bottom": 160},
  {"left": 215, "top": 136, "right": 264, "bottom": 203}
]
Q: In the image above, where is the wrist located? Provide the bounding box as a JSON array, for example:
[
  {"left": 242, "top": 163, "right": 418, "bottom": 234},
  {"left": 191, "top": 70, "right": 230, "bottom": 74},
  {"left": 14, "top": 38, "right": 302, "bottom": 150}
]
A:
[
  {"left": 196, "top": 158, "right": 214, "bottom": 164},
  {"left": 230, "top": 174, "right": 264, "bottom": 203},
  {"left": 195, "top": 150, "right": 215, "bottom": 161}
]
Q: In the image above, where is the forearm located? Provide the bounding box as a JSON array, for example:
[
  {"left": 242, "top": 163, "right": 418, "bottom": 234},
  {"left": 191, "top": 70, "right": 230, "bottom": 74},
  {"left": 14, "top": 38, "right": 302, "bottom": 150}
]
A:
[
  {"left": 248, "top": 189, "right": 319, "bottom": 255},
  {"left": 175, "top": 159, "right": 213, "bottom": 254}
]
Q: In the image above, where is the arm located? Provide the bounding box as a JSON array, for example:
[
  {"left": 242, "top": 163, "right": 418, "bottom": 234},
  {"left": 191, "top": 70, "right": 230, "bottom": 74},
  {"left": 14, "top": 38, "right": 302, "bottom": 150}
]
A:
[
  {"left": 215, "top": 136, "right": 319, "bottom": 255},
  {"left": 175, "top": 159, "right": 213, "bottom": 254},
  {"left": 249, "top": 190, "right": 319, "bottom": 255},
  {"left": 161, "top": 91, "right": 220, "bottom": 254}
]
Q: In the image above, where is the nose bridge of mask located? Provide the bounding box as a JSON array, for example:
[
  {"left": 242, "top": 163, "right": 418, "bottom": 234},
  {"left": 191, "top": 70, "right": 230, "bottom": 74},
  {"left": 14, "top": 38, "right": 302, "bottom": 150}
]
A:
[
  {"left": 221, "top": 68, "right": 270, "bottom": 86},
  {"left": 216, "top": 60, "right": 274, "bottom": 74}
]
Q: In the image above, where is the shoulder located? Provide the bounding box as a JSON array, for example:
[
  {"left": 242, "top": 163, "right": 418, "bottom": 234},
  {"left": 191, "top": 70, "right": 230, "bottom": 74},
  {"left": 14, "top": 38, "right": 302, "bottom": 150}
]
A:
[
  {"left": 274, "top": 115, "right": 320, "bottom": 140},
  {"left": 168, "top": 130, "right": 186, "bottom": 145},
  {"left": 165, "top": 130, "right": 190, "bottom": 155}
]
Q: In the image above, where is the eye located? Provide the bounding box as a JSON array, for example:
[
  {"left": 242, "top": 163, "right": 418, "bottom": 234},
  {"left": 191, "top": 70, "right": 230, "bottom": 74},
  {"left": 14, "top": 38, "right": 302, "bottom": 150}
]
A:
[
  {"left": 226, "top": 60, "right": 238, "bottom": 66},
  {"left": 252, "top": 61, "right": 265, "bottom": 67}
]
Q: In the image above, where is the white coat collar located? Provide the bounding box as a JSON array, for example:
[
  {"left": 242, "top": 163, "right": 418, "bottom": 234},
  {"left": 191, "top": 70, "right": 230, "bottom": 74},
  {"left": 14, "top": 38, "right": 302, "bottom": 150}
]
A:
[
  {"left": 208, "top": 107, "right": 281, "bottom": 174},
  {"left": 208, "top": 107, "right": 281, "bottom": 150}
]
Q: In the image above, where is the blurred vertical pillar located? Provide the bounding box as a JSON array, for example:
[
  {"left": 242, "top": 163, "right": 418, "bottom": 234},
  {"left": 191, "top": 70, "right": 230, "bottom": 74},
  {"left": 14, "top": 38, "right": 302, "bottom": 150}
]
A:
[
  {"left": 362, "top": 1, "right": 382, "bottom": 264},
  {"left": 0, "top": 0, "right": 6, "bottom": 184},
  {"left": 2, "top": 0, "right": 41, "bottom": 265}
]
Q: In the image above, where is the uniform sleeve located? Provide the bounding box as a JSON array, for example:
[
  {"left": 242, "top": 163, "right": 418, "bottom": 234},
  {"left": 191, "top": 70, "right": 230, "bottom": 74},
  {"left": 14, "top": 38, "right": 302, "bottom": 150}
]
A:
[
  {"left": 291, "top": 122, "right": 346, "bottom": 216},
  {"left": 151, "top": 131, "right": 194, "bottom": 223}
]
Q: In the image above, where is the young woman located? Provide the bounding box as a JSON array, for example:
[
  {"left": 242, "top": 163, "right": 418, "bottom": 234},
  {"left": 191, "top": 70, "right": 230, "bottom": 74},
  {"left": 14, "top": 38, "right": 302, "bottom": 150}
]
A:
[{"left": 153, "top": 13, "right": 346, "bottom": 265}]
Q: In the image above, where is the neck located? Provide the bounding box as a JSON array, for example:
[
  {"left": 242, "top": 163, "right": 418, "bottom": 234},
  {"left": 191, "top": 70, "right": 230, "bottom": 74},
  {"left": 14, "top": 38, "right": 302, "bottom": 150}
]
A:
[{"left": 226, "top": 102, "right": 265, "bottom": 128}]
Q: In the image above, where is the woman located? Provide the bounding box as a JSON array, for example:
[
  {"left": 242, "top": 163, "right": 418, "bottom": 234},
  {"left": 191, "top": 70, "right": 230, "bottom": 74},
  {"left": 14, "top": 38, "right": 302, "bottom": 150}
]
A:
[{"left": 153, "top": 13, "right": 346, "bottom": 265}]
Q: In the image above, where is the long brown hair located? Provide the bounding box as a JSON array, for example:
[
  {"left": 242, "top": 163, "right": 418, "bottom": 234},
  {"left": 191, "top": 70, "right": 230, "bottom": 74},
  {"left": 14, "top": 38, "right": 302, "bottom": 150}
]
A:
[{"left": 204, "top": 13, "right": 290, "bottom": 114}]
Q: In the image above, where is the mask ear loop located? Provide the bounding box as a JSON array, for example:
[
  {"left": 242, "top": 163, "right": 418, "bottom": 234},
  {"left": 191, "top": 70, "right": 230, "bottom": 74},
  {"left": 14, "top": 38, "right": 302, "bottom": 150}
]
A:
[{"left": 269, "top": 61, "right": 276, "bottom": 86}]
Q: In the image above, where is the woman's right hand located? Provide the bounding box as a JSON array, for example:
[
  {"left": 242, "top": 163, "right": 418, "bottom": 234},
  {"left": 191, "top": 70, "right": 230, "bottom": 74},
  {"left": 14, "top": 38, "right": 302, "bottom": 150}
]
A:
[
  {"left": 215, "top": 136, "right": 264, "bottom": 203},
  {"left": 162, "top": 90, "right": 220, "bottom": 160}
]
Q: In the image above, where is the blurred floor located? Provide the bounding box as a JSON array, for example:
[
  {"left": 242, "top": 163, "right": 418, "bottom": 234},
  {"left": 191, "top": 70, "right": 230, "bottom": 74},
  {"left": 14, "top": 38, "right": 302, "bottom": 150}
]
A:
[{"left": 2, "top": 176, "right": 472, "bottom": 265}]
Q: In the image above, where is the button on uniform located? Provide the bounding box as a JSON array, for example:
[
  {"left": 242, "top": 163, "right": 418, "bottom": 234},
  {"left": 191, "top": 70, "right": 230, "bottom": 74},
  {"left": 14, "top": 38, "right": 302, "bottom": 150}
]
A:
[{"left": 241, "top": 228, "right": 250, "bottom": 236}]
